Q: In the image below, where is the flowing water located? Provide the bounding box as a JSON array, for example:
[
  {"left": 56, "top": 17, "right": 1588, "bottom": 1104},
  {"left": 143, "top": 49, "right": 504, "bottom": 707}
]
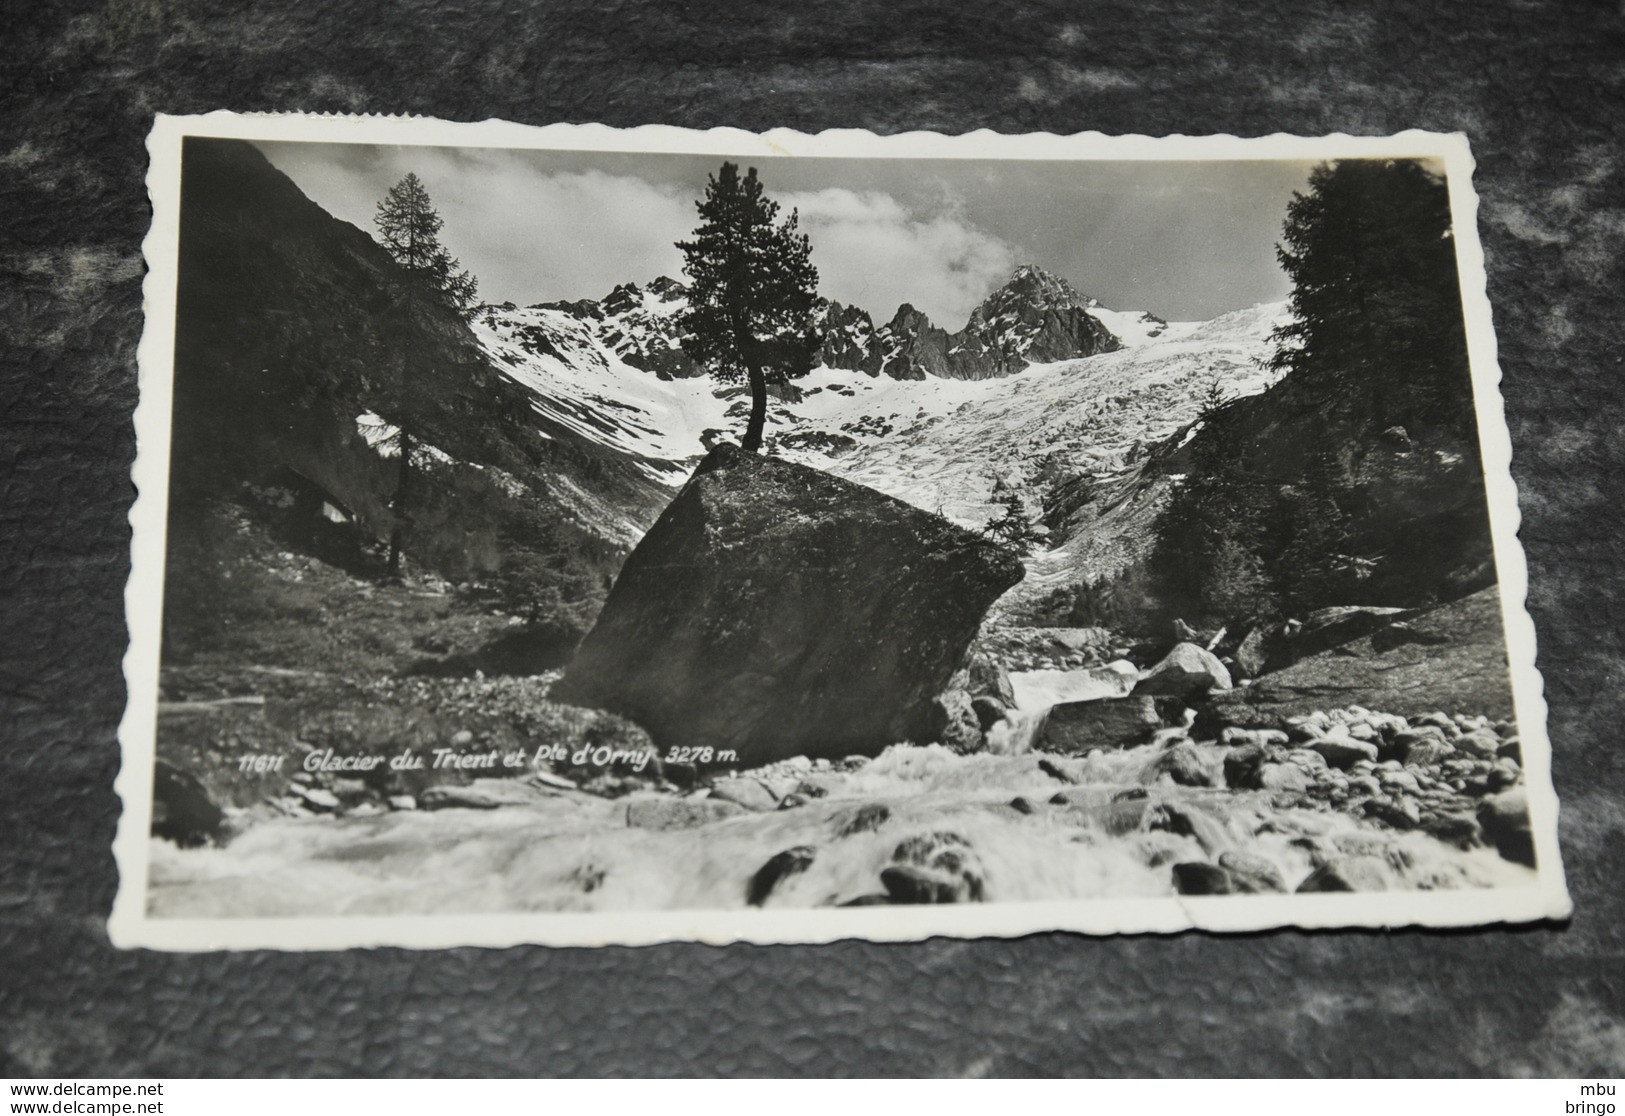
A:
[{"left": 146, "top": 669, "right": 1533, "bottom": 918}]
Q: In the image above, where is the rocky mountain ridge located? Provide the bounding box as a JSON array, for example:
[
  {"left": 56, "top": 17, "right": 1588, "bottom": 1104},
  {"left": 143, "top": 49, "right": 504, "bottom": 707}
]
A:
[{"left": 501, "top": 262, "right": 1166, "bottom": 386}]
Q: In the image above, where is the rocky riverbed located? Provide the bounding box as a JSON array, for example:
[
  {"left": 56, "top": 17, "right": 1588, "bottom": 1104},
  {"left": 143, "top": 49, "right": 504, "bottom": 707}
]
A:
[{"left": 146, "top": 693, "right": 1536, "bottom": 918}]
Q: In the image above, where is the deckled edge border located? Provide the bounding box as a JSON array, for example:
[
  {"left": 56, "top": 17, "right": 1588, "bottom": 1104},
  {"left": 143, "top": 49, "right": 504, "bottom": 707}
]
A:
[{"left": 109, "top": 112, "right": 1573, "bottom": 952}]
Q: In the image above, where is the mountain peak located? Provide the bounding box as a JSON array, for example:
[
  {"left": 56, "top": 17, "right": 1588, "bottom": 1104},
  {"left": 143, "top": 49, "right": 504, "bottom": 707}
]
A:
[{"left": 984, "top": 264, "right": 1090, "bottom": 314}]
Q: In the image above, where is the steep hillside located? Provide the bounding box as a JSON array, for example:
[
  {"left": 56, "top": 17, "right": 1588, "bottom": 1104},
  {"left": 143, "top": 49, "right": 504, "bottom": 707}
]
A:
[{"left": 164, "top": 139, "right": 669, "bottom": 667}]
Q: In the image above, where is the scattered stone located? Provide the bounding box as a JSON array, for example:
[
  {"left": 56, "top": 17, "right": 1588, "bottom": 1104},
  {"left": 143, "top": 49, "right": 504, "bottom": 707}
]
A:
[
  {"left": 747, "top": 846, "right": 817, "bottom": 906},
  {"left": 777, "top": 793, "right": 811, "bottom": 809},
  {"left": 1297, "top": 856, "right": 1391, "bottom": 892},
  {"left": 709, "top": 778, "right": 780, "bottom": 812},
  {"left": 1218, "top": 851, "right": 1287, "bottom": 893},
  {"left": 387, "top": 794, "right": 417, "bottom": 811},
  {"left": 1133, "top": 642, "right": 1233, "bottom": 698},
  {"left": 835, "top": 802, "right": 891, "bottom": 837},
  {"left": 964, "top": 646, "right": 1018, "bottom": 705},
  {"left": 1478, "top": 788, "right": 1535, "bottom": 867},
  {"left": 1257, "top": 763, "right": 1311, "bottom": 794},
  {"left": 449, "top": 729, "right": 475, "bottom": 747},
  {"left": 532, "top": 770, "right": 578, "bottom": 791},
  {"left": 1309, "top": 735, "right": 1380, "bottom": 770},
  {"left": 890, "top": 831, "right": 986, "bottom": 900},
  {"left": 1010, "top": 796, "right": 1039, "bottom": 815},
  {"left": 881, "top": 865, "right": 970, "bottom": 904},
  {"left": 1402, "top": 737, "right": 1456, "bottom": 767},
  {"left": 1363, "top": 795, "right": 1422, "bottom": 829},
  {"left": 970, "top": 695, "right": 1010, "bottom": 732},
  {"left": 1220, "top": 727, "right": 1288, "bottom": 749},
  {"left": 929, "top": 689, "right": 986, "bottom": 755},
  {"left": 290, "top": 784, "right": 341, "bottom": 811},
  {"left": 1149, "top": 802, "right": 1231, "bottom": 855},
  {"left": 1171, "top": 862, "right": 1236, "bottom": 895},
  {"left": 1151, "top": 741, "right": 1220, "bottom": 788},
  {"left": 1420, "top": 811, "right": 1482, "bottom": 848},
  {"left": 625, "top": 797, "right": 746, "bottom": 830},
  {"left": 1454, "top": 728, "right": 1503, "bottom": 759}
]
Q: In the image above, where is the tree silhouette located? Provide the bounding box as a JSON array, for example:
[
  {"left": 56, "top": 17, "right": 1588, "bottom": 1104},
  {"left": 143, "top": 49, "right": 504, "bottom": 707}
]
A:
[
  {"left": 373, "top": 172, "right": 478, "bottom": 578},
  {"left": 677, "top": 163, "right": 820, "bottom": 452},
  {"left": 1272, "top": 158, "right": 1471, "bottom": 440}
]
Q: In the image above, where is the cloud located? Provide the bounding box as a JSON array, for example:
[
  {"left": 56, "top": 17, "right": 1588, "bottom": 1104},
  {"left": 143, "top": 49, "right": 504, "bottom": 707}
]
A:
[
  {"left": 436, "top": 165, "right": 694, "bottom": 306},
  {"left": 262, "top": 143, "right": 1019, "bottom": 324},
  {"left": 782, "top": 188, "right": 1018, "bottom": 327}
]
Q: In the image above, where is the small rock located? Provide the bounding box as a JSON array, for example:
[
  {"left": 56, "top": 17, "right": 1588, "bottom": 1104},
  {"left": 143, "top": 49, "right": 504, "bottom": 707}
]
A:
[
  {"left": 1151, "top": 741, "right": 1219, "bottom": 788},
  {"left": 1171, "top": 862, "right": 1236, "bottom": 895},
  {"left": 1310, "top": 735, "right": 1380, "bottom": 770},
  {"left": 970, "top": 695, "right": 1010, "bottom": 731},
  {"left": 1296, "top": 856, "right": 1391, "bottom": 892},
  {"left": 1258, "top": 763, "right": 1311, "bottom": 794},
  {"left": 1455, "top": 728, "right": 1503, "bottom": 759},
  {"left": 1010, "top": 796, "right": 1039, "bottom": 815},
  {"left": 880, "top": 865, "right": 969, "bottom": 904},
  {"left": 835, "top": 802, "right": 891, "bottom": 836},
  {"left": 1402, "top": 738, "right": 1456, "bottom": 767},
  {"left": 450, "top": 729, "right": 475, "bottom": 747},
  {"left": 1364, "top": 795, "right": 1422, "bottom": 829},
  {"left": 1420, "top": 811, "right": 1482, "bottom": 848},
  {"left": 778, "top": 793, "right": 811, "bottom": 809},
  {"left": 533, "top": 770, "right": 578, "bottom": 791},
  {"left": 387, "top": 794, "right": 417, "bottom": 811},
  {"left": 747, "top": 846, "right": 816, "bottom": 906},
  {"left": 1133, "top": 642, "right": 1233, "bottom": 698},
  {"left": 1477, "top": 788, "right": 1535, "bottom": 867},
  {"left": 291, "top": 784, "right": 341, "bottom": 811},
  {"left": 1218, "top": 851, "right": 1287, "bottom": 893}
]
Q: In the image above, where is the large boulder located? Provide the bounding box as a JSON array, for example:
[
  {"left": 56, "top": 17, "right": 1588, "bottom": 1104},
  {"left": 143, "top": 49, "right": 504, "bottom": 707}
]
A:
[
  {"left": 553, "top": 445, "right": 1024, "bottom": 765},
  {"left": 1201, "top": 589, "right": 1516, "bottom": 730}
]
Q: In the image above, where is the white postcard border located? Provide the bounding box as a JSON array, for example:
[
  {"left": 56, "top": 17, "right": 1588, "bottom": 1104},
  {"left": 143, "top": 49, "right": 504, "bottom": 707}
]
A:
[{"left": 111, "top": 112, "right": 1572, "bottom": 952}]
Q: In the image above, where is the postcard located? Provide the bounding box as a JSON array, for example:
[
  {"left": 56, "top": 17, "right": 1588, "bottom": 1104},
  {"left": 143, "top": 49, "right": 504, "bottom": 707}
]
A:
[{"left": 111, "top": 113, "right": 1570, "bottom": 949}]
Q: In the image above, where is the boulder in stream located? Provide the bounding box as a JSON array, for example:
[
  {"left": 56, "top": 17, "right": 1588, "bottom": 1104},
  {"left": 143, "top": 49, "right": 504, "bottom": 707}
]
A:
[
  {"left": 1133, "top": 642, "right": 1232, "bottom": 699},
  {"left": 1039, "top": 695, "right": 1176, "bottom": 753},
  {"left": 554, "top": 445, "right": 1024, "bottom": 765}
]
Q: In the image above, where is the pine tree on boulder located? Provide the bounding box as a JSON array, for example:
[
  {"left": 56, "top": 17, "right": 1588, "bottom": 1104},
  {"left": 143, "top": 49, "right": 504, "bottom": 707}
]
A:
[{"left": 677, "top": 163, "right": 821, "bottom": 453}]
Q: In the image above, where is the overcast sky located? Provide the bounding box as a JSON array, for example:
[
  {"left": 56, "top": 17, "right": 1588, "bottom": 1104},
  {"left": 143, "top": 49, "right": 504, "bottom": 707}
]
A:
[{"left": 257, "top": 140, "right": 1316, "bottom": 328}]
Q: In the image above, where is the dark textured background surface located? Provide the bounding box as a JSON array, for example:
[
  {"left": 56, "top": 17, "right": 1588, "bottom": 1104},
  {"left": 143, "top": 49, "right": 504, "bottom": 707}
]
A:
[{"left": 2, "top": 0, "right": 1622, "bottom": 1078}]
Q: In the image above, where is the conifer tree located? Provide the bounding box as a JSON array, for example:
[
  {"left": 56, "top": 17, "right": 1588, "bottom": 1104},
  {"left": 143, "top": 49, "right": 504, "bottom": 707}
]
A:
[
  {"left": 677, "top": 163, "right": 820, "bottom": 452},
  {"left": 372, "top": 173, "right": 478, "bottom": 578}
]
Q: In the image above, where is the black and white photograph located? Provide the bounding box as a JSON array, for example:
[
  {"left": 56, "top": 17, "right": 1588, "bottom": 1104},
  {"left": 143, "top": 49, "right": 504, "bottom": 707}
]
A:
[{"left": 111, "top": 115, "right": 1569, "bottom": 949}]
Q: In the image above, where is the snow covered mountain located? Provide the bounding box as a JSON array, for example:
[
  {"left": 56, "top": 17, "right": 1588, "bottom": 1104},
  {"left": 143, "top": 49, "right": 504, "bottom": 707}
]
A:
[{"left": 471, "top": 267, "right": 1288, "bottom": 555}]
